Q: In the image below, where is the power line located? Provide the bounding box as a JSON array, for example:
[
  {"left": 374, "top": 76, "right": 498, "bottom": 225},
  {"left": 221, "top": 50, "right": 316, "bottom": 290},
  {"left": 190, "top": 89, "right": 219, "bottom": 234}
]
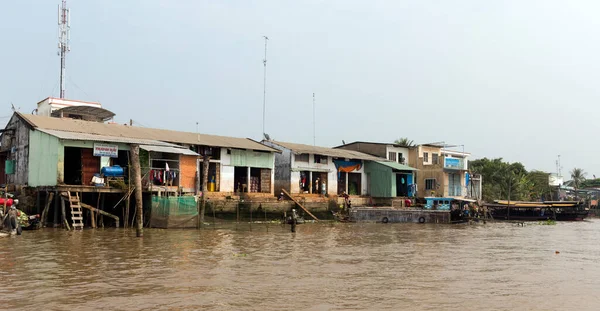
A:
[{"left": 67, "top": 75, "right": 93, "bottom": 100}]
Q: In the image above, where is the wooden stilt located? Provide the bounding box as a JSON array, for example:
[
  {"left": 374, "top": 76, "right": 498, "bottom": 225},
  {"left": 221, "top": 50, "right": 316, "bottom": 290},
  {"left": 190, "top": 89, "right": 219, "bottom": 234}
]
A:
[
  {"left": 100, "top": 193, "right": 105, "bottom": 228},
  {"left": 199, "top": 155, "right": 210, "bottom": 228},
  {"left": 61, "top": 197, "right": 71, "bottom": 231},
  {"left": 53, "top": 192, "right": 59, "bottom": 227},
  {"left": 130, "top": 144, "right": 144, "bottom": 237},
  {"left": 41, "top": 191, "right": 54, "bottom": 228}
]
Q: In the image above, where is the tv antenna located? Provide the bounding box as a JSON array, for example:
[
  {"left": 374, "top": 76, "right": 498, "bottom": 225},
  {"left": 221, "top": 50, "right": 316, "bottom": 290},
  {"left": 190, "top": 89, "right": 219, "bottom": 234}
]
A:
[{"left": 57, "top": 0, "right": 71, "bottom": 98}]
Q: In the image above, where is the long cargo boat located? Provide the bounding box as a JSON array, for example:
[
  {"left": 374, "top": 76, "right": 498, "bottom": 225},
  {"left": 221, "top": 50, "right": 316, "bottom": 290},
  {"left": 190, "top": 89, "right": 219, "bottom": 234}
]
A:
[
  {"left": 484, "top": 200, "right": 589, "bottom": 221},
  {"left": 348, "top": 197, "right": 477, "bottom": 224}
]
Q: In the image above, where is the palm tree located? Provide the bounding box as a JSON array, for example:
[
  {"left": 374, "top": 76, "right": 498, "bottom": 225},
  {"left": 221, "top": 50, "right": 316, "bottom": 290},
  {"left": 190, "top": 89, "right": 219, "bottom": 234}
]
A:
[
  {"left": 570, "top": 168, "right": 587, "bottom": 198},
  {"left": 394, "top": 137, "right": 414, "bottom": 147}
]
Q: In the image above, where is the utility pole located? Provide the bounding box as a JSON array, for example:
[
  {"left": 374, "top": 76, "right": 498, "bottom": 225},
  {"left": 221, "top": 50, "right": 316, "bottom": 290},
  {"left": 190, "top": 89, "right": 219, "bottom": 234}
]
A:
[
  {"left": 262, "top": 36, "right": 269, "bottom": 138},
  {"left": 58, "top": 0, "right": 71, "bottom": 98}
]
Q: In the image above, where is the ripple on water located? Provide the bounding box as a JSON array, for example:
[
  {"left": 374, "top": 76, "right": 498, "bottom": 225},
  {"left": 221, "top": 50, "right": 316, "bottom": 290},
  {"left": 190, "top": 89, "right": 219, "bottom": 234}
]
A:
[{"left": 2, "top": 220, "right": 600, "bottom": 310}]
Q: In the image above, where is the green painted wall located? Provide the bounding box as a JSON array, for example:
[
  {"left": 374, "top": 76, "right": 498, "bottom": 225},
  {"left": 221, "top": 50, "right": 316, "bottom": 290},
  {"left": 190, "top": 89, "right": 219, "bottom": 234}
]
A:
[
  {"left": 28, "top": 130, "right": 60, "bottom": 186},
  {"left": 29, "top": 131, "right": 130, "bottom": 186},
  {"left": 365, "top": 161, "right": 395, "bottom": 198},
  {"left": 230, "top": 149, "right": 273, "bottom": 169}
]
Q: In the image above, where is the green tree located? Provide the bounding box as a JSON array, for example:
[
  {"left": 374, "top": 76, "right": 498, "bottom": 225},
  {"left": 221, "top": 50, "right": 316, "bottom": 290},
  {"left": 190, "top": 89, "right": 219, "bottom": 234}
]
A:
[
  {"left": 469, "top": 158, "right": 543, "bottom": 202},
  {"left": 394, "top": 137, "right": 414, "bottom": 147},
  {"left": 570, "top": 168, "right": 587, "bottom": 191}
]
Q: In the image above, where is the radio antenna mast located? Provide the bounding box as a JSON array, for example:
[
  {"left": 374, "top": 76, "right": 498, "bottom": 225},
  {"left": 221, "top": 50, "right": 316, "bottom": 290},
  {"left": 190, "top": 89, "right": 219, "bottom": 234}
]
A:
[
  {"left": 58, "top": 0, "right": 71, "bottom": 98},
  {"left": 262, "top": 36, "right": 269, "bottom": 137}
]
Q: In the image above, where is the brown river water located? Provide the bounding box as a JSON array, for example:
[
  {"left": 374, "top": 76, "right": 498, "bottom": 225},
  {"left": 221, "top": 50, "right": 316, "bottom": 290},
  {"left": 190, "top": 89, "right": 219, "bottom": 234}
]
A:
[{"left": 2, "top": 219, "right": 600, "bottom": 311}]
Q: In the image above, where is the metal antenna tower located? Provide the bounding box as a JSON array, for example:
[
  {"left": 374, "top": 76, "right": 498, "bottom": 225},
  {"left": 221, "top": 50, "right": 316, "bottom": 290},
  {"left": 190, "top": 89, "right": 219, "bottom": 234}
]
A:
[
  {"left": 262, "top": 36, "right": 269, "bottom": 137},
  {"left": 58, "top": 0, "right": 71, "bottom": 98},
  {"left": 313, "top": 93, "right": 316, "bottom": 146}
]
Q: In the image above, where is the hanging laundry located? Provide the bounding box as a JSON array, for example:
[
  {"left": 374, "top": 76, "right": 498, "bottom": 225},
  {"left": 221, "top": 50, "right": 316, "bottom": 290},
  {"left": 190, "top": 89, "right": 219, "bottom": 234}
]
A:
[{"left": 165, "top": 163, "right": 170, "bottom": 172}]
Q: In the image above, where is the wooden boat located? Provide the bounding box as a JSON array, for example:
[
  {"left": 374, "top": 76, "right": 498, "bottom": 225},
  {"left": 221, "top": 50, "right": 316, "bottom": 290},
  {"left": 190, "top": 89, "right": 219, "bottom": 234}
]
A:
[{"left": 484, "top": 201, "right": 589, "bottom": 221}]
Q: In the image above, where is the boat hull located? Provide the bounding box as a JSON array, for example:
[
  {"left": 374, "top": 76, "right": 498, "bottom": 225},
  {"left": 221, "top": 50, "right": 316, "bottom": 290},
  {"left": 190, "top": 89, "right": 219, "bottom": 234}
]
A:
[{"left": 489, "top": 208, "right": 589, "bottom": 221}]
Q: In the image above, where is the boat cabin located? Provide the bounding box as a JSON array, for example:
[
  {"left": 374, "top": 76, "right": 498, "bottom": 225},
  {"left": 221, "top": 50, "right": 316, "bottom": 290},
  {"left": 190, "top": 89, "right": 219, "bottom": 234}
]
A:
[{"left": 424, "top": 197, "right": 476, "bottom": 210}]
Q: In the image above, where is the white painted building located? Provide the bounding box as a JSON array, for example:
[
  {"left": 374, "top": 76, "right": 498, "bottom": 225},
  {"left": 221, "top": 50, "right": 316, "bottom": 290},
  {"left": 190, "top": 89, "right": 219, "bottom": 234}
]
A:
[
  {"left": 262, "top": 140, "right": 386, "bottom": 196},
  {"left": 36, "top": 97, "right": 115, "bottom": 122}
]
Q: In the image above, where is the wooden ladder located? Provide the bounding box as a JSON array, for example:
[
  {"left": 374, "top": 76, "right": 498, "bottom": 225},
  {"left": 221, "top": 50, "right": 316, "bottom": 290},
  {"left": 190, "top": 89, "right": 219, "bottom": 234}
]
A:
[{"left": 68, "top": 192, "right": 84, "bottom": 230}]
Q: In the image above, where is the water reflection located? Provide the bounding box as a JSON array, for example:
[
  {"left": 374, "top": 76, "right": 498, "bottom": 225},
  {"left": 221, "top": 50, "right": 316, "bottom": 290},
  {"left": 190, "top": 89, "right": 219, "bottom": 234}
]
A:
[{"left": 2, "top": 220, "right": 600, "bottom": 310}]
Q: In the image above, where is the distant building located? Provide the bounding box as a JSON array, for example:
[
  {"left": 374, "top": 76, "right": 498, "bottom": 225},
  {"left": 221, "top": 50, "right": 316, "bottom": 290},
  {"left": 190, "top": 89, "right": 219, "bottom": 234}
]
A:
[
  {"left": 262, "top": 140, "right": 385, "bottom": 196},
  {"left": 334, "top": 141, "right": 411, "bottom": 165},
  {"left": 408, "top": 144, "right": 481, "bottom": 200},
  {"left": 334, "top": 141, "right": 417, "bottom": 197}
]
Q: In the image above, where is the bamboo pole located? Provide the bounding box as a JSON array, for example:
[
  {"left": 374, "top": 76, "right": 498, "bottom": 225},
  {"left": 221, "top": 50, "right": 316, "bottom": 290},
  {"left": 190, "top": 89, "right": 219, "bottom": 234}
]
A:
[{"left": 130, "top": 144, "right": 144, "bottom": 237}]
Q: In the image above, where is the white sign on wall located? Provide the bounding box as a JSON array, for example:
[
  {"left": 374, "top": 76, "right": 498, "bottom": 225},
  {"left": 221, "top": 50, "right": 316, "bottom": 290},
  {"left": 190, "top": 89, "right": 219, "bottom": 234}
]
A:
[{"left": 93, "top": 143, "right": 119, "bottom": 158}]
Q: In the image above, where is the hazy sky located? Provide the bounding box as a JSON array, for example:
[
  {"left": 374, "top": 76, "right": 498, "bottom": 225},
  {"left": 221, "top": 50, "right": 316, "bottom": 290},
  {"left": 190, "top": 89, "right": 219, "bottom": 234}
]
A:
[{"left": 2, "top": 0, "right": 599, "bottom": 177}]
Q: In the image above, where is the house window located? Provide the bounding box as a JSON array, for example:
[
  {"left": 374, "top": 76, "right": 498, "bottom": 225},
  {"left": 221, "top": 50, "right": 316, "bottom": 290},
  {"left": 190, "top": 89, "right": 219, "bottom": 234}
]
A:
[
  {"left": 314, "top": 154, "right": 328, "bottom": 164},
  {"left": 295, "top": 153, "right": 309, "bottom": 162},
  {"left": 432, "top": 153, "right": 439, "bottom": 165},
  {"left": 388, "top": 152, "right": 397, "bottom": 162},
  {"left": 398, "top": 153, "right": 404, "bottom": 164},
  {"left": 425, "top": 178, "right": 436, "bottom": 190},
  {"left": 423, "top": 152, "right": 429, "bottom": 163}
]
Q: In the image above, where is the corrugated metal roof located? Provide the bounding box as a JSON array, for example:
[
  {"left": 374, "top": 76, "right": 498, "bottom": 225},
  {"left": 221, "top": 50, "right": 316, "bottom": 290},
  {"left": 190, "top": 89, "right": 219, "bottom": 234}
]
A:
[
  {"left": 38, "top": 129, "right": 178, "bottom": 147},
  {"left": 374, "top": 161, "right": 417, "bottom": 171},
  {"left": 18, "top": 113, "right": 276, "bottom": 152},
  {"left": 268, "top": 141, "right": 385, "bottom": 161},
  {"left": 140, "top": 145, "right": 199, "bottom": 156}
]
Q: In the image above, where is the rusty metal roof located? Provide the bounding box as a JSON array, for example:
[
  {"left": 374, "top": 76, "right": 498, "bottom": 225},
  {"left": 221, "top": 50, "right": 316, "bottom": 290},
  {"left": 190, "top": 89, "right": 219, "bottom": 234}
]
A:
[
  {"left": 17, "top": 113, "right": 276, "bottom": 152},
  {"left": 266, "top": 140, "right": 385, "bottom": 161}
]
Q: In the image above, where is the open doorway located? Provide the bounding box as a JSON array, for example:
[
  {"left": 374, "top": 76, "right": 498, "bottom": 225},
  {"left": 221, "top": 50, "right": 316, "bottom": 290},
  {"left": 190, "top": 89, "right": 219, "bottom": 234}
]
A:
[
  {"left": 64, "top": 147, "right": 82, "bottom": 184},
  {"left": 396, "top": 174, "right": 409, "bottom": 197},
  {"left": 312, "top": 172, "right": 327, "bottom": 195},
  {"left": 64, "top": 147, "right": 100, "bottom": 185},
  {"left": 299, "top": 171, "right": 310, "bottom": 193},
  {"left": 348, "top": 173, "right": 361, "bottom": 195},
  {"left": 338, "top": 172, "right": 347, "bottom": 194},
  {"left": 234, "top": 166, "right": 248, "bottom": 192},
  {"left": 199, "top": 162, "right": 220, "bottom": 192},
  {"left": 250, "top": 168, "right": 261, "bottom": 192}
]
